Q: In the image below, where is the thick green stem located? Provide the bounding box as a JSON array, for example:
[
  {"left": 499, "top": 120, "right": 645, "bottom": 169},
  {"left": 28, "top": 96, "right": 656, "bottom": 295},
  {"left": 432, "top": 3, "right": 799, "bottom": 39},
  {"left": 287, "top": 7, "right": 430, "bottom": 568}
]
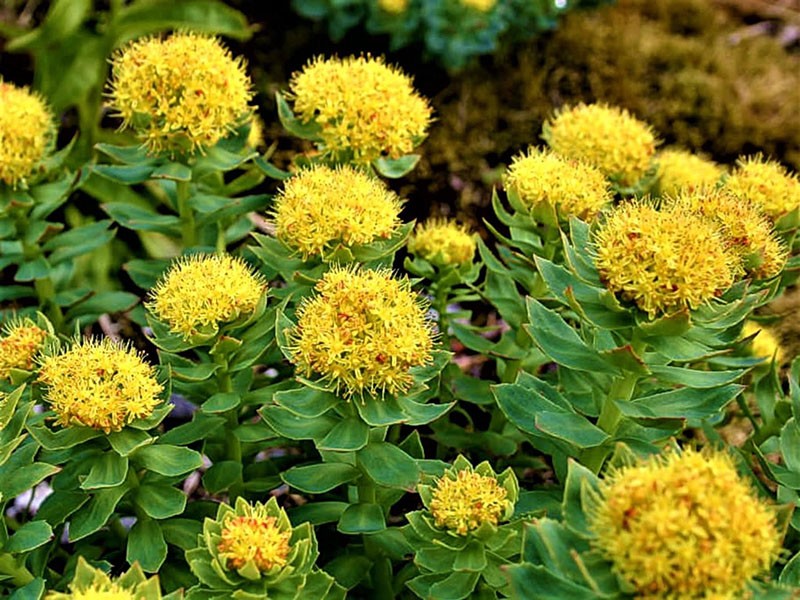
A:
[
  {"left": 17, "top": 212, "right": 64, "bottom": 329},
  {"left": 215, "top": 353, "right": 244, "bottom": 501},
  {"left": 176, "top": 180, "right": 197, "bottom": 248},
  {"left": 358, "top": 475, "right": 394, "bottom": 598},
  {"left": 0, "top": 553, "right": 34, "bottom": 587}
]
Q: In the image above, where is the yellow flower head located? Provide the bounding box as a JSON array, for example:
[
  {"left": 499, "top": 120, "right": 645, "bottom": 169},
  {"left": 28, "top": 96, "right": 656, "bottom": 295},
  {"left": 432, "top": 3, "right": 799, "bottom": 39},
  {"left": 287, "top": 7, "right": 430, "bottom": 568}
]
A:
[
  {"left": 724, "top": 155, "right": 800, "bottom": 219},
  {"left": 378, "top": 0, "right": 409, "bottom": 13},
  {"left": 594, "top": 201, "right": 736, "bottom": 317},
  {"left": 288, "top": 55, "right": 433, "bottom": 163},
  {"left": 218, "top": 508, "right": 292, "bottom": 574},
  {"left": 273, "top": 165, "right": 402, "bottom": 259},
  {"left": 589, "top": 448, "right": 782, "bottom": 598},
  {"left": 289, "top": 266, "right": 435, "bottom": 398},
  {"left": 0, "top": 320, "right": 48, "bottom": 380},
  {"left": 109, "top": 32, "right": 253, "bottom": 155},
  {"left": 37, "top": 338, "right": 163, "bottom": 433},
  {"left": 460, "top": 0, "right": 497, "bottom": 11},
  {"left": 149, "top": 254, "right": 266, "bottom": 338},
  {"left": 429, "top": 469, "right": 510, "bottom": 535},
  {"left": 503, "top": 147, "right": 612, "bottom": 221},
  {"left": 0, "top": 80, "right": 55, "bottom": 187},
  {"left": 543, "top": 103, "right": 657, "bottom": 187},
  {"left": 408, "top": 218, "right": 476, "bottom": 267},
  {"left": 669, "top": 190, "right": 787, "bottom": 280},
  {"left": 742, "top": 321, "right": 785, "bottom": 364},
  {"left": 45, "top": 556, "right": 160, "bottom": 600},
  {"left": 656, "top": 148, "right": 724, "bottom": 197}
]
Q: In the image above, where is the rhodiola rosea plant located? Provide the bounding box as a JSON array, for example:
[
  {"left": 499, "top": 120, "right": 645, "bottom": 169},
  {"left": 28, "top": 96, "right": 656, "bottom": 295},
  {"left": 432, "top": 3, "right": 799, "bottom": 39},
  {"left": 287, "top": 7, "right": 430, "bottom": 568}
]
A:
[{"left": 2, "top": 6, "right": 800, "bottom": 600}]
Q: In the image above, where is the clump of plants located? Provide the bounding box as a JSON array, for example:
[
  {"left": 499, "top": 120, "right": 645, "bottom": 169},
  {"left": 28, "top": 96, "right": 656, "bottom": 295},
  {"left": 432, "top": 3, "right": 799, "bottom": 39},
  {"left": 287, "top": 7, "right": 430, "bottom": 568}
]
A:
[{"left": 4, "top": 5, "right": 800, "bottom": 600}]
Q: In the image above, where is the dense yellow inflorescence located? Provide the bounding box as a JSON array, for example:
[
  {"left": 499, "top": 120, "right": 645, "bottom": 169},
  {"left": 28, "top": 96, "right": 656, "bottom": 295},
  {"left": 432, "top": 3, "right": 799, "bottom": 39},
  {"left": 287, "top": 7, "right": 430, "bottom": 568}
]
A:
[
  {"left": 656, "top": 148, "right": 724, "bottom": 196},
  {"left": 38, "top": 338, "right": 163, "bottom": 433},
  {"left": 669, "top": 190, "right": 786, "bottom": 280},
  {"left": 543, "top": 103, "right": 657, "bottom": 187},
  {"left": 0, "top": 81, "right": 55, "bottom": 187},
  {"left": 724, "top": 155, "right": 800, "bottom": 219},
  {"left": 430, "top": 470, "right": 509, "bottom": 535},
  {"left": 594, "top": 201, "right": 736, "bottom": 317},
  {"left": 742, "top": 321, "right": 785, "bottom": 364},
  {"left": 589, "top": 448, "right": 782, "bottom": 599},
  {"left": 378, "top": 0, "right": 409, "bottom": 13},
  {"left": 149, "top": 254, "right": 266, "bottom": 338},
  {"left": 503, "top": 147, "right": 612, "bottom": 221},
  {"left": 460, "top": 0, "right": 497, "bottom": 11},
  {"left": 273, "top": 165, "right": 402, "bottom": 259},
  {"left": 218, "top": 513, "right": 291, "bottom": 573},
  {"left": 290, "top": 266, "right": 435, "bottom": 398},
  {"left": 0, "top": 321, "right": 47, "bottom": 380},
  {"left": 109, "top": 32, "right": 253, "bottom": 155},
  {"left": 408, "top": 218, "right": 476, "bottom": 267},
  {"left": 289, "top": 55, "right": 433, "bottom": 164},
  {"left": 51, "top": 582, "right": 134, "bottom": 599}
]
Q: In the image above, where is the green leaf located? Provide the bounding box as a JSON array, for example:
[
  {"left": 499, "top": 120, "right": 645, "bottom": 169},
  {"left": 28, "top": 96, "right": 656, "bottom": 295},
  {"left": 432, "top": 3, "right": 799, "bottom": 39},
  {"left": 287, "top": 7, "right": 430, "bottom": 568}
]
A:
[
  {"left": 289, "top": 502, "right": 349, "bottom": 526},
  {"left": 43, "top": 220, "right": 115, "bottom": 264},
  {"left": 253, "top": 157, "right": 292, "bottom": 180},
  {"left": 324, "top": 554, "right": 372, "bottom": 590},
  {"left": 151, "top": 162, "right": 193, "bottom": 181},
  {"left": 135, "top": 485, "right": 187, "bottom": 520},
  {"left": 113, "top": 0, "right": 251, "bottom": 41},
  {"left": 203, "top": 461, "right": 243, "bottom": 494},
  {"left": 65, "top": 291, "right": 139, "bottom": 319},
  {"left": 561, "top": 460, "right": 599, "bottom": 538},
  {"left": 535, "top": 412, "right": 609, "bottom": 450},
  {"left": 132, "top": 445, "right": 203, "bottom": 477},
  {"left": 4, "top": 521, "right": 53, "bottom": 553},
  {"left": 6, "top": 0, "right": 91, "bottom": 50},
  {"left": 201, "top": 392, "right": 240, "bottom": 413},
  {"left": 15, "top": 257, "right": 50, "bottom": 282},
  {"left": 94, "top": 143, "right": 154, "bottom": 165},
  {"left": 8, "top": 578, "right": 45, "bottom": 600},
  {"left": 282, "top": 463, "right": 360, "bottom": 494},
  {"left": 102, "top": 202, "right": 181, "bottom": 234},
  {"left": 107, "top": 429, "right": 153, "bottom": 456},
  {"left": 337, "top": 504, "right": 385, "bottom": 534},
  {"left": 81, "top": 453, "right": 129, "bottom": 490},
  {"left": 355, "top": 396, "right": 407, "bottom": 426},
  {"left": 357, "top": 442, "right": 419, "bottom": 489},
  {"left": 69, "top": 485, "right": 130, "bottom": 541},
  {"left": 317, "top": 418, "right": 369, "bottom": 451},
  {"left": 127, "top": 518, "right": 167, "bottom": 573},
  {"left": 161, "top": 518, "right": 202, "bottom": 551},
  {"left": 274, "top": 387, "right": 340, "bottom": 418},
  {"left": 525, "top": 298, "right": 618, "bottom": 374},
  {"left": 93, "top": 164, "right": 155, "bottom": 184},
  {"left": 453, "top": 540, "right": 487, "bottom": 572},
  {"left": 159, "top": 414, "right": 225, "bottom": 446},
  {"left": 373, "top": 154, "right": 420, "bottom": 178},
  {"left": 619, "top": 384, "right": 744, "bottom": 420},
  {"left": 649, "top": 365, "right": 747, "bottom": 389},
  {"left": 258, "top": 405, "right": 337, "bottom": 442},
  {"left": 506, "top": 563, "right": 600, "bottom": 599},
  {"left": 275, "top": 91, "right": 321, "bottom": 140}
]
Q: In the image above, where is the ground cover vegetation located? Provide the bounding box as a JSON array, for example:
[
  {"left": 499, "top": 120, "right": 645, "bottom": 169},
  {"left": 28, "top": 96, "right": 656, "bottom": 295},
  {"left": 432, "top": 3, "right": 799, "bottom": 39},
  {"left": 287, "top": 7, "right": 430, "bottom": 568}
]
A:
[{"left": 1, "top": 0, "right": 800, "bottom": 598}]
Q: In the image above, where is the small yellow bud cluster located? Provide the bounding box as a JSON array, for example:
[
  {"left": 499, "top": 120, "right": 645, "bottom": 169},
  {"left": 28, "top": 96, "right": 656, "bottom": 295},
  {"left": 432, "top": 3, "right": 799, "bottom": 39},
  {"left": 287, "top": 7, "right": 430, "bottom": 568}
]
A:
[
  {"left": 57, "top": 581, "right": 134, "bottom": 599},
  {"left": 408, "top": 218, "right": 476, "bottom": 267},
  {"left": 149, "top": 254, "right": 266, "bottom": 339},
  {"left": 594, "top": 201, "right": 736, "bottom": 317},
  {"left": 218, "top": 514, "right": 291, "bottom": 573},
  {"left": 742, "top": 321, "right": 785, "bottom": 364},
  {"left": 273, "top": 165, "right": 402, "bottom": 259},
  {"left": 504, "top": 148, "right": 612, "bottom": 221},
  {"left": 0, "top": 321, "right": 47, "bottom": 380},
  {"left": 669, "top": 190, "right": 787, "bottom": 281},
  {"left": 38, "top": 338, "right": 163, "bottom": 433},
  {"left": 290, "top": 266, "right": 435, "bottom": 398},
  {"left": 378, "top": 0, "right": 409, "bottom": 13},
  {"left": 430, "top": 470, "right": 510, "bottom": 535},
  {"left": 544, "top": 103, "right": 657, "bottom": 187},
  {"left": 0, "top": 80, "right": 55, "bottom": 187},
  {"left": 656, "top": 148, "right": 724, "bottom": 196},
  {"left": 589, "top": 448, "right": 782, "bottom": 598},
  {"left": 460, "top": 0, "right": 497, "bottom": 11},
  {"left": 289, "top": 55, "right": 433, "bottom": 163},
  {"left": 724, "top": 155, "right": 800, "bottom": 219},
  {"left": 109, "top": 32, "right": 253, "bottom": 155}
]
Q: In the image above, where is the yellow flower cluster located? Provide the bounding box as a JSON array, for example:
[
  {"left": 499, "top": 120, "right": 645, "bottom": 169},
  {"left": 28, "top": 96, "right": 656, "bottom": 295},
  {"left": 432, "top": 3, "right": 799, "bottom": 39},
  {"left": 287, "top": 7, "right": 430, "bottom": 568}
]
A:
[
  {"left": 273, "top": 165, "right": 402, "bottom": 259},
  {"left": 543, "top": 103, "right": 657, "bottom": 187},
  {"left": 149, "top": 254, "right": 266, "bottom": 338},
  {"left": 45, "top": 557, "right": 160, "bottom": 600},
  {"left": 669, "top": 190, "right": 786, "bottom": 281},
  {"left": 656, "top": 148, "right": 724, "bottom": 197},
  {"left": 55, "top": 581, "right": 133, "bottom": 599},
  {"left": 109, "top": 32, "right": 253, "bottom": 155},
  {"left": 594, "top": 201, "right": 736, "bottom": 317},
  {"left": 378, "top": 0, "right": 409, "bottom": 13},
  {"left": 461, "top": 0, "right": 497, "bottom": 11},
  {"left": 218, "top": 513, "right": 291, "bottom": 573},
  {"left": 503, "top": 148, "right": 612, "bottom": 221},
  {"left": 430, "top": 470, "right": 510, "bottom": 535},
  {"left": 289, "top": 55, "right": 433, "bottom": 163},
  {"left": 38, "top": 338, "right": 163, "bottom": 433},
  {"left": 724, "top": 155, "right": 800, "bottom": 219},
  {"left": 589, "top": 448, "right": 781, "bottom": 598},
  {"left": 0, "top": 321, "right": 47, "bottom": 380},
  {"left": 0, "top": 80, "right": 55, "bottom": 187},
  {"left": 742, "top": 321, "right": 785, "bottom": 364},
  {"left": 290, "top": 266, "right": 435, "bottom": 398},
  {"left": 408, "top": 218, "right": 476, "bottom": 267}
]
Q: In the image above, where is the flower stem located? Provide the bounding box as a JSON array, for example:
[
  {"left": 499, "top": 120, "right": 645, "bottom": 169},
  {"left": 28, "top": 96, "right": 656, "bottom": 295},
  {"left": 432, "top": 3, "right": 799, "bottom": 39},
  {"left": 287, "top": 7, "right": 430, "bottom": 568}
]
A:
[
  {"left": 215, "top": 353, "right": 244, "bottom": 501},
  {"left": 0, "top": 553, "right": 34, "bottom": 587},
  {"left": 176, "top": 180, "right": 197, "bottom": 248}
]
